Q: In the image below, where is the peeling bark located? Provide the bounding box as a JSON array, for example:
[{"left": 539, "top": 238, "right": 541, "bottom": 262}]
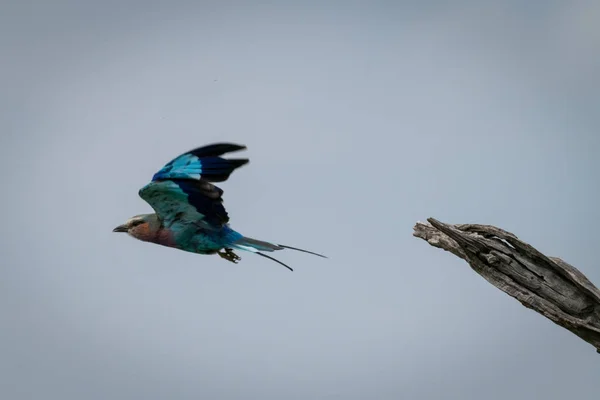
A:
[{"left": 413, "top": 218, "right": 600, "bottom": 353}]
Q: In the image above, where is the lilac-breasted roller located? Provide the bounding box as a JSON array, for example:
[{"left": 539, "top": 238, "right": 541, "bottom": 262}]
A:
[{"left": 113, "top": 143, "right": 325, "bottom": 271}]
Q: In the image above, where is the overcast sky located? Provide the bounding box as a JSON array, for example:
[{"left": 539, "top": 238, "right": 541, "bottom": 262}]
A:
[{"left": 1, "top": 1, "right": 599, "bottom": 399}]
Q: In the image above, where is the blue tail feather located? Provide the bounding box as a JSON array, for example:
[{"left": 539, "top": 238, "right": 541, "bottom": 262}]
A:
[{"left": 230, "top": 236, "right": 326, "bottom": 272}]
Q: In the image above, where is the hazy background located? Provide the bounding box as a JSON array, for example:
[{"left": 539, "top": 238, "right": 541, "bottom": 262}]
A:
[{"left": 1, "top": 1, "right": 599, "bottom": 399}]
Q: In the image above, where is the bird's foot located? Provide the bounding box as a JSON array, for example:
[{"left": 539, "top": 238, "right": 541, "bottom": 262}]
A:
[{"left": 218, "top": 248, "right": 241, "bottom": 264}]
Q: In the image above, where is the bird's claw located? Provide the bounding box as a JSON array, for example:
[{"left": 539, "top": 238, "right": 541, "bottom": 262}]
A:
[{"left": 218, "top": 248, "right": 241, "bottom": 264}]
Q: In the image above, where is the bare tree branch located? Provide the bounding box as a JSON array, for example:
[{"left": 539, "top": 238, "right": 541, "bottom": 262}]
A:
[{"left": 413, "top": 218, "right": 600, "bottom": 353}]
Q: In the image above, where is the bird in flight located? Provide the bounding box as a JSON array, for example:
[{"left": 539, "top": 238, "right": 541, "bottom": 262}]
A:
[{"left": 113, "top": 143, "right": 326, "bottom": 271}]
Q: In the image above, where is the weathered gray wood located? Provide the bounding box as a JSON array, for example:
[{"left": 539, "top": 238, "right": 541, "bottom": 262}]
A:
[{"left": 413, "top": 218, "right": 600, "bottom": 353}]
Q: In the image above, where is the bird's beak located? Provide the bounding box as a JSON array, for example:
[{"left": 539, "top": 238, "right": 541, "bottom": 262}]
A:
[{"left": 112, "top": 224, "right": 129, "bottom": 233}]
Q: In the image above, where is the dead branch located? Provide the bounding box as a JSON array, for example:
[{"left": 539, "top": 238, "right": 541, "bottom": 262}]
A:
[{"left": 413, "top": 218, "right": 600, "bottom": 353}]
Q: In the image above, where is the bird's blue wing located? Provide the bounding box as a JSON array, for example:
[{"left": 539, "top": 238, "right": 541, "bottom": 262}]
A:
[
  {"left": 139, "top": 143, "right": 249, "bottom": 230},
  {"left": 139, "top": 179, "right": 228, "bottom": 230},
  {"left": 152, "top": 143, "right": 248, "bottom": 182}
]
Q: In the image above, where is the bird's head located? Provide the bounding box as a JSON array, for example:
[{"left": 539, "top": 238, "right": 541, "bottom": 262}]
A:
[{"left": 112, "top": 214, "right": 158, "bottom": 239}]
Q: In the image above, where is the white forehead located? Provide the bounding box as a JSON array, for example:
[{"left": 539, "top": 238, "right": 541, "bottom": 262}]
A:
[{"left": 128, "top": 215, "right": 146, "bottom": 223}]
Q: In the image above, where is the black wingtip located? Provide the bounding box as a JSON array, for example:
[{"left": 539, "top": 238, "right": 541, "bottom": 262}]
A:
[
  {"left": 188, "top": 143, "right": 247, "bottom": 158},
  {"left": 256, "top": 252, "right": 294, "bottom": 272},
  {"left": 277, "top": 244, "right": 328, "bottom": 258},
  {"left": 229, "top": 158, "right": 250, "bottom": 168}
]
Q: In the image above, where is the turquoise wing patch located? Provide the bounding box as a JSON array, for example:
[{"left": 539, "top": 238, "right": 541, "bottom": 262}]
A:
[{"left": 139, "top": 180, "right": 228, "bottom": 229}]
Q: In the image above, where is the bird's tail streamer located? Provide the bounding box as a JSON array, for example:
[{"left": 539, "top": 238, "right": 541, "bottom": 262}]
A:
[{"left": 231, "top": 236, "right": 326, "bottom": 272}]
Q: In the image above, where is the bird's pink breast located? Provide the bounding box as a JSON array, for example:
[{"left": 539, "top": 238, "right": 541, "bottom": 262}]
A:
[
  {"left": 154, "top": 227, "right": 177, "bottom": 248},
  {"left": 131, "top": 223, "right": 177, "bottom": 248}
]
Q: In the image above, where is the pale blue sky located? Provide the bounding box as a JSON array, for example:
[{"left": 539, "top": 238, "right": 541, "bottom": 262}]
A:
[{"left": 1, "top": 1, "right": 599, "bottom": 399}]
